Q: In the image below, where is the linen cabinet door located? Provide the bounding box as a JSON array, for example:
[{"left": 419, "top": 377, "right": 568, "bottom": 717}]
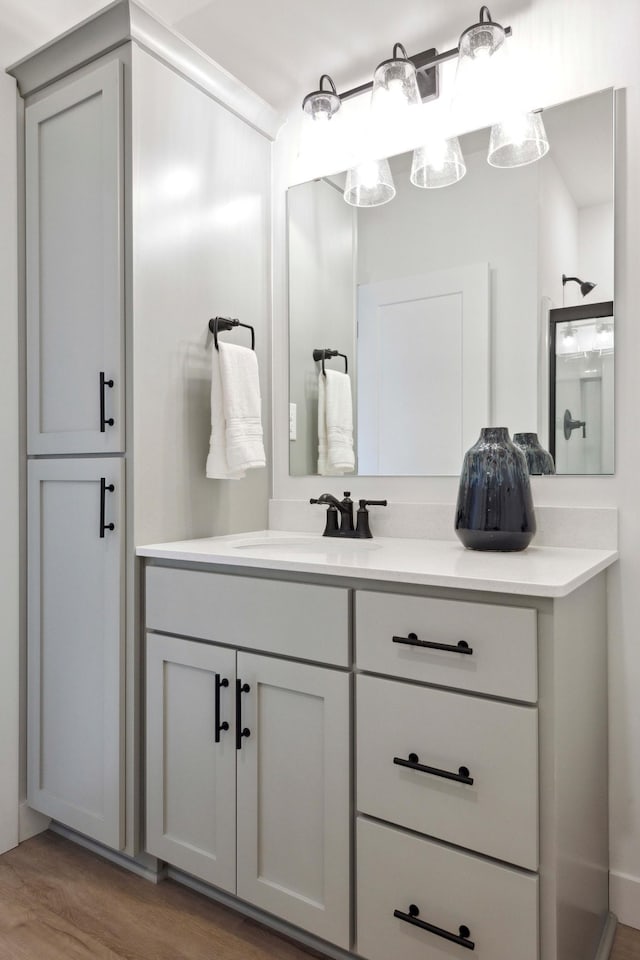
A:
[
  {"left": 236, "top": 653, "right": 350, "bottom": 949},
  {"left": 27, "top": 458, "right": 124, "bottom": 847},
  {"left": 146, "top": 635, "right": 236, "bottom": 892},
  {"left": 25, "top": 59, "right": 124, "bottom": 455}
]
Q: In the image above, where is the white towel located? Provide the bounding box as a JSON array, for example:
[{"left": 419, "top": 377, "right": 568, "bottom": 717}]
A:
[
  {"left": 318, "top": 369, "right": 355, "bottom": 476},
  {"left": 206, "top": 342, "right": 265, "bottom": 479}
]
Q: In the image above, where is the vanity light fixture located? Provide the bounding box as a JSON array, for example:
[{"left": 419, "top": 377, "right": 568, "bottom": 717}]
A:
[
  {"left": 562, "top": 274, "right": 597, "bottom": 297},
  {"left": 302, "top": 6, "right": 550, "bottom": 206}
]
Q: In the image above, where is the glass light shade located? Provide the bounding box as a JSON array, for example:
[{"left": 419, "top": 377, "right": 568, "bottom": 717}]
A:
[
  {"left": 343, "top": 158, "right": 396, "bottom": 207},
  {"left": 302, "top": 90, "right": 341, "bottom": 123},
  {"left": 371, "top": 56, "right": 421, "bottom": 115},
  {"left": 458, "top": 19, "right": 506, "bottom": 61},
  {"left": 488, "top": 111, "right": 550, "bottom": 167},
  {"left": 558, "top": 325, "right": 579, "bottom": 355},
  {"left": 410, "top": 136, "right": 466, "bottom": 189},
  {"left": 593, "top": 322, "right": 614, "bottom": 351}
]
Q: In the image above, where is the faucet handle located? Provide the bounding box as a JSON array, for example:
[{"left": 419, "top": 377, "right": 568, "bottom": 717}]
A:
[{"left": 355, "top": 499, "right": 388, "bottom": 539}]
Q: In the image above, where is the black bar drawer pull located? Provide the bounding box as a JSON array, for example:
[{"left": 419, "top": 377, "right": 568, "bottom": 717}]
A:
[
  {"left": 100, "top": 371, "right": 115, "bottom": 432},
  {"left": 394, "top": 753, "right": 474, "bottom": 785},
  {"left": 235, "top": 679, "right": 251, "bottom": 750},
  {"left": 394, "top": 904, "right": 475, "bottom": 951},
  {"left": 393, "top": 632, "right": 473, "bottom": 655},
  {"left": 214, "top": 674, "right": 229, "bottom": 743},
  {"left": 99, "top": 478, "right": 115, "bottom": 538}
]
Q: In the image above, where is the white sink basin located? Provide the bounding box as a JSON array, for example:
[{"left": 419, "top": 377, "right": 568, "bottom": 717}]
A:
[{"left": 233, "top": 537, "right": 382, "bottom": 554}]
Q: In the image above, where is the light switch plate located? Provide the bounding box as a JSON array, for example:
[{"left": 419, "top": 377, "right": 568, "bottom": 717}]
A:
[{"left": 289, "top": 403, "right": 297, "bottom": 441}]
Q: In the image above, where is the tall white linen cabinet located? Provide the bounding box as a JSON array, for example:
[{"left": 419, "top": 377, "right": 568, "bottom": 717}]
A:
[{"left": 9, "top": 0, "right": 279, "bottom": 855}]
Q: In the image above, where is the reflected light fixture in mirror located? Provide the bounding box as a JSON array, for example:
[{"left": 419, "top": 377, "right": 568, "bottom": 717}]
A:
[
  {"left": 593, "top": 322, "right": 614, "bottom": 352},
  {"left": 344, "top": 157, "right": 396, "bottom": 207},
  {"left": 557, "top": 324, "right": 579, "bottom": 355},
  {"left": 301, "top": 6, "right": 550, "bottom": 208},
  {"left": 410, "top": 135, "right": 466, "bottom": 188},
  {"left": 488, "top": 110, "right": 550, "bottom": 167}
]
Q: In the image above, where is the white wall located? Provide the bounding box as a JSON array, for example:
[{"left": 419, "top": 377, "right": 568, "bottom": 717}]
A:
[
  {"left": 272, "top": 0, "right": 640, "bottom": 927},
  {"left": 0, "top": 71, "right": 19, "bottom": 853},
  {"left": 538, "top": 155, "right": 579, "bottom": 310},
  {"left": 579, "top": 202, "right": 615, "bottom": 302}
]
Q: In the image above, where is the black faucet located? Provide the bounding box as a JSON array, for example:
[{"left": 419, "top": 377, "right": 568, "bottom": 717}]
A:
[{"left": 310, "top": 492, "right": 388, "bottom": 539}]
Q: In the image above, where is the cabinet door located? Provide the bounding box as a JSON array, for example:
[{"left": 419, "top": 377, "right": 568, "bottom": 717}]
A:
[
  {"left": 27, "top": 458, "right": 124, "bottom": 847},
  {"left": 25, "top": 59, "right": 124, "bottom": 455},
  {"left": 146, "top": 634, "right": 236, "bottom": 892},
  {"left": 236, "top": 653, "right": 350, "bottom": 949}
]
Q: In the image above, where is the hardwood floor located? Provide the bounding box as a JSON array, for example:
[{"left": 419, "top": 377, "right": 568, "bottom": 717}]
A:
[
  {"left": 613, "top": 924, "right": 640, "bottom": 959},
  {"left": 0, "top": 832, "right": 318, "bottom": 960},
  {"left": 0, "top": 831, "right": 638, "bottom": 959}
]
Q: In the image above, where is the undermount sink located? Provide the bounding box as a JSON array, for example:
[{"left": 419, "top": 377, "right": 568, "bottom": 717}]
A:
[{"left": 232, "top": 537, "right": 383, "bottom": 554}]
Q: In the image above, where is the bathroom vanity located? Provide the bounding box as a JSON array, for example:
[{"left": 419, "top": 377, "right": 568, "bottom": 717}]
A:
[{"left": 138, "top": 532, "right": 617, "bottom": 960}]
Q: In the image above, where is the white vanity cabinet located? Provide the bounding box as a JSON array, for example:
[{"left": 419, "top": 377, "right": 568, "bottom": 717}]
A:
[
  {"left": 13, "top": 1, "right": 278, "bottom": 854},
  {"left": 137, "top": 537, "right": 614, "bottom": 960},
  {"left": 144, "top": 565, "right": 351, "bottom": 949},
  {"left": 354, "top": 581, "right": 609, "bottom": 960}
]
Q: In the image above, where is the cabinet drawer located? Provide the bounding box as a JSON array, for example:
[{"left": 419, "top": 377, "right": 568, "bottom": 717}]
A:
[
  {"left": 356, "top": 591, "right": 537, "bottom": 701},
  {"left": 146, "top": 566, "right": 350, "bottom": 666},
  {"left": 357, "top": 675, "right": 538, "bottom": 869},
  {"left": 357, "top": 818, "right": 538, "bottom": 960}
]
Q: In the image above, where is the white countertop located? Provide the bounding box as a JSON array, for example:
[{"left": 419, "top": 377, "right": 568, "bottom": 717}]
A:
[{"left": 136, "top": 530, "right": 618, "bottom": 598}]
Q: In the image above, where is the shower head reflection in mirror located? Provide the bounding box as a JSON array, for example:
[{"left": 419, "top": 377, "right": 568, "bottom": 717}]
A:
[{"left": 287, "top": 88, "right": 615, "bottom": 478}]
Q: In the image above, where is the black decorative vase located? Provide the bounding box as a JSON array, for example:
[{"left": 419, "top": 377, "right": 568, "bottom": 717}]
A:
[
  {"left": 513, "top": 432, "right": 555, "bottom": 475},
  {"left": 455, "top": 427, "right": 536, "bottom": 552}
]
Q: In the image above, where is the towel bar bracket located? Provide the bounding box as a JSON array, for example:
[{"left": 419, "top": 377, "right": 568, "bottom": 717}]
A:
[
  {"left": 313, "top": 347, "right": 348, "bottom": 375},
  {"left": 208, "top": 316, "right": 255, "bottom": 351}
]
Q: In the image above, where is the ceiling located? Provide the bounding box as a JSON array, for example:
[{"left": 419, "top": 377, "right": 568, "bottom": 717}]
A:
[{"left": 0, "top": 0, "right": 532, "bottom": 112}]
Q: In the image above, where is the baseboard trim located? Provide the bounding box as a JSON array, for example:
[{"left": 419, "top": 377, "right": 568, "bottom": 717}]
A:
[
  {"left": 18, "top": 801, "right": 50, "bottom": 842},
  {"left": 49, "top": 823, "right": 166, "bottom": 883},
  {"left": 167, "top": 867, "right": 353, "bottom": 960},
  {"left": 595, "top": 912, "right": 618, "bottom": 959},
  {"left": 610, "top": 870, "right": 640, "bottom": 929}
]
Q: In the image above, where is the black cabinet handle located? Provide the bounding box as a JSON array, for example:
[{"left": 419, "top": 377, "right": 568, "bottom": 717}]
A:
[
  {"left": 214, "top": 674, "right": 229, "bottom": 743},
  {"left": 100, "top": 372, "right": 115, "bottom": 432},
  {"left": 99, "top": 478, "right": 115, "bottom": 538},
  {"left": 393, "top": 753, "right": 474, "bottom": 785},
  {"left": 235, "top": 680, "right": 251, "bottom": 749},
  {"left": 394, "top": 904, "right": 475, "bottom": 950},
  {"left": 393, "top": 633, "right": 473, "bottom": 655}
]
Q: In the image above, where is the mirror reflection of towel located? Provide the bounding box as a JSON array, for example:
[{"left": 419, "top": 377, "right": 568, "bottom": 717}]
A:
[
  {"left": 318, "top": 369, "right": 355, "bottom": 476},
  {"left": 206, "top": 342, "right": 266, "bottom": 479}
]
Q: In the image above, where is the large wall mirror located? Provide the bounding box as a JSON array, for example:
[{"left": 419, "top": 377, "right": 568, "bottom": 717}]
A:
[{"left": 287, "top": 88, "right": 614, "bottom": 477}]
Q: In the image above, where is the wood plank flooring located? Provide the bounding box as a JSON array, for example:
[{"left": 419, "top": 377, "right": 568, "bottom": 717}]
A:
[
  {"left": 0, "top": 831, "right": 638, "bottom": 959},
  {"left": 0, "top": 832, "right": 318, "bottom": 960}
]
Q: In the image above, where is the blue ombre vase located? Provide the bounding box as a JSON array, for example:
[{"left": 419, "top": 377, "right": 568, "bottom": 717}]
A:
[{"left": 455, "top": 427, "right": 536, "bottom": 551}]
